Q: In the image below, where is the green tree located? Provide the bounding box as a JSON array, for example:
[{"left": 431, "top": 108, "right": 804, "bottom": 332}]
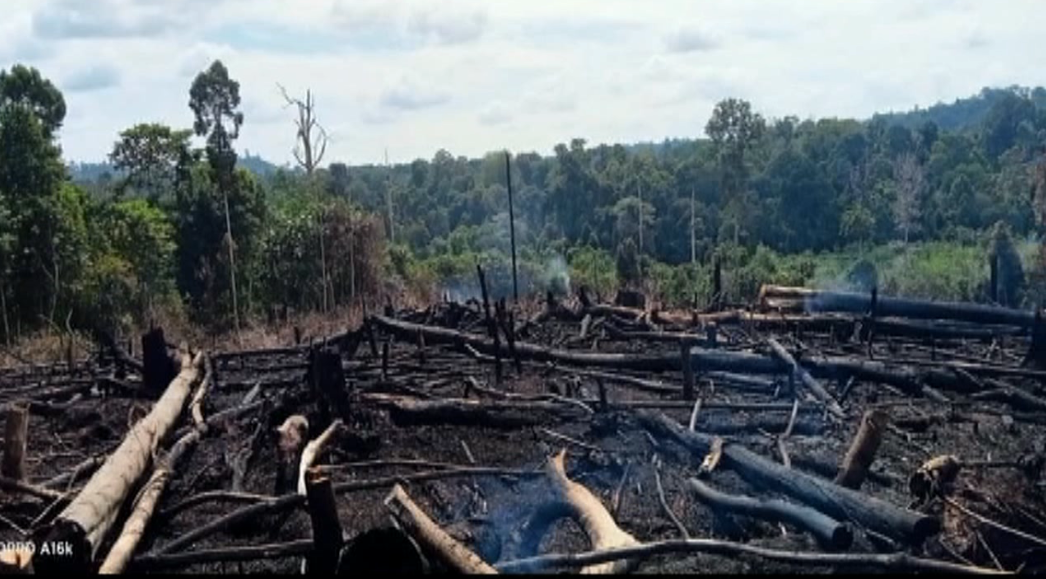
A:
[
  {"left": 0, "top": 64, "right": 66, "bottom": 137},
  {"left": 186, "top": 60, "right": 254, "bottom": 329},
  {"left": 705, "top": 98, "right": 765, "bottom": 244},
  {"left": 109, "top": 123, "right": 194, "bottom": 201}
]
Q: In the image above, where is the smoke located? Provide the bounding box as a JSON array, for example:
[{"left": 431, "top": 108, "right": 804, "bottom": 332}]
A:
[{"left": 544, "top": 255, "right": 571, "bottom": 297}]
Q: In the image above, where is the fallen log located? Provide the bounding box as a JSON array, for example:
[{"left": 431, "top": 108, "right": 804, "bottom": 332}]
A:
[
  {"left": 32, "top": 350, "right": 203, "bottom": 573},
  {"left": 686, "top": 478, "right": 852, "bottom": 551},
  {"left": 384, "top": 483, "right": 496, "bottom": 574},
  {"left": 545, "top": 449, "right": 640, "bottom": 574},
  {"left": 760, "top": 285, "right": 1037, "bottom": 329},
  {"left": 360, "top": 393, "right": 586, "bottom": 428},
  {"left": 370, "top": 315, "right": 947, "bottom": 400},
  {"left": 493, "top": 538, "right": 1007, "bottom": 574},
  {"left": 97, "top": 357, "right": 213, "bottom": 574},
  {"left": 637, "top": 411, "right": 939, "bottom": 545}
]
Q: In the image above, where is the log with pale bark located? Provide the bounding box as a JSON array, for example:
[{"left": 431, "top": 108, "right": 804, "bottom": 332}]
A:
[
  {"left": 543, "top": 449, "right": 641, "bottom": 574},
  {"left": 32, "top": 350, "right": 203, "bottom": 573},
  {"left": 384, "top": 483, "right": 497, "bottom": 574},
  {"left": 97, "top": 356, "right": 213, "bottom": 574},
  {"left": 637, "top": 411, "right": 939, "bottom": 545}
]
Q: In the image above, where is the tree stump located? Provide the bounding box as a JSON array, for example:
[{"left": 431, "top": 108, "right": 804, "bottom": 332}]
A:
[
  {"left": 2, "top": 403, "right": 29, "bottom": 482},
  {"left": 307, "top": 347, "right": 351, "bottom": 426}
]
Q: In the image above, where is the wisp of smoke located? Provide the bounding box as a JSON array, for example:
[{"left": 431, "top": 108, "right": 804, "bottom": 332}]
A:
[{"left": 545, "top": 256, "right": 570, "bottom": 297}]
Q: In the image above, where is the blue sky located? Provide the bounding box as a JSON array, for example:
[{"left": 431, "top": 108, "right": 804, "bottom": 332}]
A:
[{"left": 1, "top": 0, "right": 1043, "bottom": 166}]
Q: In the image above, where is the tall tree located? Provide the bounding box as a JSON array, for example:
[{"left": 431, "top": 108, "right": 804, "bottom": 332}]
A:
[
  {"left": 189, "top": 60, "right": 245, "bottom": 331},
  {"left": 892, "top": 153, "right": 925, "bottom": 243},
  {"left": 0, "top": 64, "right": 66, "bottom": 138},
  {"left": 705, "top": 98, "right": 765, "bottom": 245}
]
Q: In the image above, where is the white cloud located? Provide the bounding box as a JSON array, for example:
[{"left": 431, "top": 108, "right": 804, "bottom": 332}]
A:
[
  {"left": 408, "top": 5, "right": 488, "bottom": 45},
  {"left": 664, "top": 26, "right": 720, "bottom": 53},
  {"left": 0, "top": 0, "right": 1040, "bottom": 166},
  {"left": 63, "top": 65, "right": 121, "bottom": 92}
]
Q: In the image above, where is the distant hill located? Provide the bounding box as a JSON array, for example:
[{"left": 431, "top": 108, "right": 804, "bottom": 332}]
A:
[
  {"left": 68, "top": 151, "right": 294, "bottom": 183},
  {"left": 873, "top": 85, "right": 1046, "bottom": 132}
]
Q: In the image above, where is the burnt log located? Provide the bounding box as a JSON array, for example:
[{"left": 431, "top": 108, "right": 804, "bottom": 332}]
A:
[
  {"left": 687, "top": 478, "right": 852, "bottom": 551},
  {"left": 2, "top": 403, "right": 29, "bottom": 482},
  {"left": 638, "top": 411, "right": 939, "bottom": 545},
  {"left": 361, "top": 393, "right": 585, "bottom": 428},
  {"left": 760, "top": 285, "right": 1037, "bottom": 329},
  {"left": 767, "top": 338, "right": 844, "bottom": 418}
]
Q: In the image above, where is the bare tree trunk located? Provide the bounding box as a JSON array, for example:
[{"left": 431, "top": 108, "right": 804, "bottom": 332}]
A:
[
  {"left": 690, "top": 186, "right": 696, "bottom": 265},
  {"left": 1, "top": 279, "right": 9, "bottom": 347},
  {"left": 223, "top": 191, "right": 240, "bottom": 336},
  {"left": 319, "top": 209, "right": 329, "bottom": 313}
]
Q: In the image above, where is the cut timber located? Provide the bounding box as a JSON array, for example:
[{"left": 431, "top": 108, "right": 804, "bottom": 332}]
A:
[
  {"left": 686, "top": 478, "right": 853, "bottom": 551},
  {"left": 637, "top": 411, "right": 939, "bottom": 545},
  {"left": 304, "top": 469, "right": 343, "bottom": 574},
  {"left": 297, "top": 420, "right": 343, "bottom": 496},
  {"left": 835, "top": 409, "right": 889, "bottom": 489},
  {"left": 2, "top": 403, "right": 29, "bottom": 482},
  {"left": 767, "top": 338, "right": 845, "bottom": 419},
  {"left": 384, "top": 483, "right": 496, "bottom": 574},
  {"left": 361, "top": 393, "right": 586, "bottom": 428},
  {"left": 32, "top": 351, "right": 203, "bottom": 573},
  {"left": 759, "top": 285, "right": 1038, "bottom": 329},
  {"left": 546, "top": 450, "right": 640, "bottom": 574},
  {"left": 98, "top": 358, "right": 213, "bottom": 574}
]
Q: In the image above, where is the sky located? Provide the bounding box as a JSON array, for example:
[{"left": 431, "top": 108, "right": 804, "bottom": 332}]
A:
[{"left": 1, "top": 0, "right": 1044, "bottom": 166}]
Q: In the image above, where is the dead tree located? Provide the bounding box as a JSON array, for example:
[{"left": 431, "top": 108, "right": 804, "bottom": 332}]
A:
[{"left": 277, "top": 84, "right": 328, "bottom": 175}]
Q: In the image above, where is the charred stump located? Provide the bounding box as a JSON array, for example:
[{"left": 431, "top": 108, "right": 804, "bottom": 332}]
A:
[
  {"left": 142, "top": 328, "right": 177, "bottom": 398},
  {"left": 307, "top": 346, "right": 351, "bottom": 426}
]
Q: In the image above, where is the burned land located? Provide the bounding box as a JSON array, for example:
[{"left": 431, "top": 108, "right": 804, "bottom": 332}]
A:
[{"left": 0, "top": 282, "right": 1045, "bottom": 575}]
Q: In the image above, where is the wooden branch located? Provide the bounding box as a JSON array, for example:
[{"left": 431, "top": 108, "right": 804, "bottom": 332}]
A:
[
  {"left": 546, "top": 449, "right": 640, "bottom": 573},
  {"left": 835, "top": 409, "right": 889, "bottom": 489},
  {"left": 33, "top": 351, "right": 203, "bottom": 572},
  {"left": 493, "top": 538, "right": 1009, "bottom": 574},
  {"left": 687, "top": 478, "right": 853, "bottom": 551},
  {"left": 297, "top": 419, "right": 343, "bottom": 496},
  {"left": 133, "top": 540, "right": 313, "bottom": 571},
  {"left": 384, "top": 484, "right": 496, "bottom": 574}
]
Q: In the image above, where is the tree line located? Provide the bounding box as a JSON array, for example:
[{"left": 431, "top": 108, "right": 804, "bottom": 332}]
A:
[{"left": 3, "top": 59, "right": 1046, "bottom": 344}]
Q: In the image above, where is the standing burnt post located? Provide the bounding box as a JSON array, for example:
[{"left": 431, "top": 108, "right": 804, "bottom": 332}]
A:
[
  {"left": 711, "top": 254, "right": 722, "bottom": 310},
  {"left": 476, "top": 264, "right": 502, "bottom": 383},
  {"left": 505, "top": 151, "right": 519, "bottom": 304},
  {"left": 141, "top": 328, "right": 177, "bottom": 398}
]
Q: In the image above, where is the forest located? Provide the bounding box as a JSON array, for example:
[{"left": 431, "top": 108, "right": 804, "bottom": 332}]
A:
[{"left": 4, "top": 60, "right": 1046, "bottom": 345}]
